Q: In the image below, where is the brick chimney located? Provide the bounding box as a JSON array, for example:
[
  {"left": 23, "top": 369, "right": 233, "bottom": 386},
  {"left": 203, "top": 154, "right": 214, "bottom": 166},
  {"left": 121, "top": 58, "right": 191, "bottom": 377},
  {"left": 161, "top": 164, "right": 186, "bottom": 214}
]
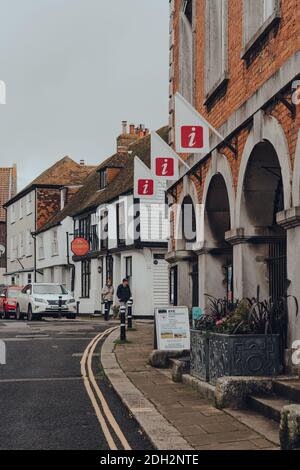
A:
[{"left": 117, "top": 121, "right": 148, "bottom": 155}]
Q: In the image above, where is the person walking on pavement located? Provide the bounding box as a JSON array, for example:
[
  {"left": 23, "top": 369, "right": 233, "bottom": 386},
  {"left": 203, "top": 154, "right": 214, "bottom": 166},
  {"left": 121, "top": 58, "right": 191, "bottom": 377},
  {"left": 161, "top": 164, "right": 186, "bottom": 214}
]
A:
[
  {"left": 102, "top": 279, "right": 114, "bottom": 321},
  {"left": 117, "top": 278, "right": 132, "bottom": 313}
]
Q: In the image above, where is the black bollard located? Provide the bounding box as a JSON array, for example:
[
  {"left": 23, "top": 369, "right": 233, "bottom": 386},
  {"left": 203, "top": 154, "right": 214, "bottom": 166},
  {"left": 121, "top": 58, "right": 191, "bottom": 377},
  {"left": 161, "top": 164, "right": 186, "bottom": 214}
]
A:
[
  {"left": 58, "top": 296, "right": 62, "bottom": 318},
  {"left": 120, "top": 304, "right": 126, "bottom": 341},
  {"left": 104, "top": 301, "right": 109, "bottom": 321},
  {"left": 127, "top": 298, "right": 133, "bottom": 329}
]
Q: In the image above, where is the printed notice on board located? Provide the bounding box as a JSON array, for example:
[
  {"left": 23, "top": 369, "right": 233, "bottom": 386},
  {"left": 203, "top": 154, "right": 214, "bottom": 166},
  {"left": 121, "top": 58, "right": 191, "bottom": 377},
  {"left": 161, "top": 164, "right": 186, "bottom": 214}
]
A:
[{"left": 155, "top": 307, "right": 190, "bottom": 351}]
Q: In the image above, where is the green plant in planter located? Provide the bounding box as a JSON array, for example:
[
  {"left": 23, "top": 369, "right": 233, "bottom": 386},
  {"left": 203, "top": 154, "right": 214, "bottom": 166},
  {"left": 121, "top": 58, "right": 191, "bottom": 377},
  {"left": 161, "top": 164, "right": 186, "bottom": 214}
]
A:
[
  {"left": 195, "top": 285, "right": 298, "bottom": 339},
  {"left": 195, "top": 295, "right": 240, "bottom": 333}
]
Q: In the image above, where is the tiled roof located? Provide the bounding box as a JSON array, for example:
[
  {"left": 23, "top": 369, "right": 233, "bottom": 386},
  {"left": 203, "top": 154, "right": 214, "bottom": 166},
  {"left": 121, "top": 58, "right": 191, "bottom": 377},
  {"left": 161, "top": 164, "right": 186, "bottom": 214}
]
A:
[
  {"left": 4, "top": 156, "right": 96, "bottom": 207},
  {"left": 37, "top": 126, "right": 168, "bottom": 233},
  {"left": 0, "top": 165, "right": 17, "bottom": 221}
]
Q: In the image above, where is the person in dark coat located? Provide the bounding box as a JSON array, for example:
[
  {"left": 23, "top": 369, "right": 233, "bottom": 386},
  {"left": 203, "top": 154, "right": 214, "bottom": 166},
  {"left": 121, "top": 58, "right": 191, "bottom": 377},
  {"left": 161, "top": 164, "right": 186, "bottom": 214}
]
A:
[{"left": 117, "top": 279, "right": 132, "bottom": 306}]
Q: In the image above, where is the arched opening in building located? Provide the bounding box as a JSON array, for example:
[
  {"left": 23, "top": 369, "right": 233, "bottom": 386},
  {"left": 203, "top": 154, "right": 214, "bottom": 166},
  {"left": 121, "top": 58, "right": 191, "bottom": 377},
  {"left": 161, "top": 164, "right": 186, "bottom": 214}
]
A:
[
  {"left": 204, "top": 174, "right": 233, "bottom": 301},
  {"left": 171, "top": 195, "right": 198, "bottom": 308},
  {"left": 182, "top": 195, "right": 198, "bottom": 307},
  {"left": 239, "top": 141, "right": 287, "bottom": 302}
]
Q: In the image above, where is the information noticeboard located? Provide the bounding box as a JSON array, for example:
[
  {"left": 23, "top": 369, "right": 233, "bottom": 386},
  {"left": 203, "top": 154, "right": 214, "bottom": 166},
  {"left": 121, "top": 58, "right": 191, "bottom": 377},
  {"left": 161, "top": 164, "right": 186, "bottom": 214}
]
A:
[{"left": 155, "top": 306, "right": 190, "bottom": 351}]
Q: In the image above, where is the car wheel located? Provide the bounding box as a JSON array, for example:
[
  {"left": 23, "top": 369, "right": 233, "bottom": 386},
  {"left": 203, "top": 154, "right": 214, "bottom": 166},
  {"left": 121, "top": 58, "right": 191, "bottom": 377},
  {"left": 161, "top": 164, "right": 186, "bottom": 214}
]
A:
[
  {"left": 16, "top": 305, "right": 24, "bottom": 321},
  {"left": 27, "top": 305, "right": 35, "bottom": 322}
]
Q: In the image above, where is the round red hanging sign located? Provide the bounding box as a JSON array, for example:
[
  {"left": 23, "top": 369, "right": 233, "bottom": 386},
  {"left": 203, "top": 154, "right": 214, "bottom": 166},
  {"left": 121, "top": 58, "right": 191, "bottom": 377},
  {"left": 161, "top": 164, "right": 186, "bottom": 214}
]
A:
[{"left": 71, "top": 237, "right": 90, "bottom": 257}]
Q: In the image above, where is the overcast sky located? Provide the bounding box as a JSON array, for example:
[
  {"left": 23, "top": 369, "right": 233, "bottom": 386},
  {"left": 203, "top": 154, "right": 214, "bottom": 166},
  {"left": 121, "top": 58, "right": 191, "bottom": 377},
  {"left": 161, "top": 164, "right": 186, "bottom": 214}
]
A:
[{"left": 0, "top": 0, "right": 169, "bottom": 190}]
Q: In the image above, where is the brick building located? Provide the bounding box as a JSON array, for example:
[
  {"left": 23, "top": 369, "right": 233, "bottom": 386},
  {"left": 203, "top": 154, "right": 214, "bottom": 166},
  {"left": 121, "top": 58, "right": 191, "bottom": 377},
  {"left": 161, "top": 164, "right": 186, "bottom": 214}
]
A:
[
  {"left": 0, "top": 165, "right": 17, "bottom": 284},
  {"left": 4, "top": 157, "right": 95, "bottom": 286},
  {"left": 167, "top": 0, "right": 300, "bottom": 356}
]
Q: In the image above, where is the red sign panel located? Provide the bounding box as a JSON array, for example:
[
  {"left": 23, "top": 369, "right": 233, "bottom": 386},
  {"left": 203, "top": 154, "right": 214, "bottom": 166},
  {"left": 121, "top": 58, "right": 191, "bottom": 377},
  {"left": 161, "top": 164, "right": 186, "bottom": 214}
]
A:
[
  {"left": 181, "top": 126, "right": 204, "bottom": 149},
  {"left": 71, "top": 237, "right": 90, "bottom": 257},
  {"left": 137, "top": 179, "right": 154, "bottom": 196},
  {"left": 155, "top": 157, "right": 175, "bottom": 177}
]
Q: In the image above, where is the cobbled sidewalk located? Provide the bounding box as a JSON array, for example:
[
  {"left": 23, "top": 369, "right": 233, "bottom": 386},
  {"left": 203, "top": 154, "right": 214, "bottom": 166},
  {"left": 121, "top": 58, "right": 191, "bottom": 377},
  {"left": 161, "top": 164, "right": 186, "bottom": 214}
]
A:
[{"left": 112, "top": 323, "right": 278, "bottom": 450}]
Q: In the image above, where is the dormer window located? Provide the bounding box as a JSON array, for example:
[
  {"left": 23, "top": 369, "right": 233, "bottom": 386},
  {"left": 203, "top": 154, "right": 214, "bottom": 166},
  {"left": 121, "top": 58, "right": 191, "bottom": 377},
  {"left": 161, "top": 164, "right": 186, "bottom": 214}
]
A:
[{"left": 99, "top": 170, "right": 107, "bottom": 190}]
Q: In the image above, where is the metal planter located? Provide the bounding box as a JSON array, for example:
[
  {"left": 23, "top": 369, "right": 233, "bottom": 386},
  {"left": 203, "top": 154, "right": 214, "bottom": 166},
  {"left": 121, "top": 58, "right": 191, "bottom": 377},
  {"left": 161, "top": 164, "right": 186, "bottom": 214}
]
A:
[{"left": 191, "top": 330, "right": 281, "bottom": 385}]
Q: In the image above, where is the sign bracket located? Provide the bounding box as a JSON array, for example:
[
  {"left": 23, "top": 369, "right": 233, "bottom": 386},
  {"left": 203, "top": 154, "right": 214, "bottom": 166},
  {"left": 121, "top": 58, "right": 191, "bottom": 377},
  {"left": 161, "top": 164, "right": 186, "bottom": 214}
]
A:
[
  {"left": 218, "top": 137, "right": 238, "bottom": 159},
  {"left": 279, "top": 94, "right": 296, "bottom": 119}
]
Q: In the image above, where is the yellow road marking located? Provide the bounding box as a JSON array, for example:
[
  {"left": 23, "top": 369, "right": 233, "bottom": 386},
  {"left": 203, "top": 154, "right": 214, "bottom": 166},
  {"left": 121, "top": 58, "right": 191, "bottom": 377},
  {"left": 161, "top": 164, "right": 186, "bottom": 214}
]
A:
[
  {"left": 87, "top": 333, "right": 131, "bottom": 450},
  {"left": 81, "top": 327, "right": 131, "bottom": 450}
]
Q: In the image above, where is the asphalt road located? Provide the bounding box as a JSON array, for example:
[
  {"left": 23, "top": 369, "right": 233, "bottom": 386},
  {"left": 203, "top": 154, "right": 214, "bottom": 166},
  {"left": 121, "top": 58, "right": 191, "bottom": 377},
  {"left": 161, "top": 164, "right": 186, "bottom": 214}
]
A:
[{"left": 0, "top": 318, "right": 153, "bottom": 450}]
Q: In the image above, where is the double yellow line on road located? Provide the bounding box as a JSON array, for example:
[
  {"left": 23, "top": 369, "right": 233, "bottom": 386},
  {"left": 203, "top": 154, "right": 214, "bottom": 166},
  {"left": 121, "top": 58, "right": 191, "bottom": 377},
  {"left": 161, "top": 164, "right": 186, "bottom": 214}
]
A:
[{"left": 81, "top": 327, "right": 131, "bottom": 450}]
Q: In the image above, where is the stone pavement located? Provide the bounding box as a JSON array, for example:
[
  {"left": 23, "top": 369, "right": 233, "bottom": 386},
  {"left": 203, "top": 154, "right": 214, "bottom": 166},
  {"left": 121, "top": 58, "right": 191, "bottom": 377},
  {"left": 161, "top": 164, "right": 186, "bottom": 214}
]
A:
[{"left": 103, "top": 322, "right": 278, "bottom": 450}]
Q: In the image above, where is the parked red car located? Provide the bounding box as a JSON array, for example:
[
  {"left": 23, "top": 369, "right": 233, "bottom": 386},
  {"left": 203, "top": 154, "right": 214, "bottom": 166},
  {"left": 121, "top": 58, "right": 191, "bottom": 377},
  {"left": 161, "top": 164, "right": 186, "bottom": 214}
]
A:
[{"left": 0, "top": 286, "right": 23, "bottom": 319}]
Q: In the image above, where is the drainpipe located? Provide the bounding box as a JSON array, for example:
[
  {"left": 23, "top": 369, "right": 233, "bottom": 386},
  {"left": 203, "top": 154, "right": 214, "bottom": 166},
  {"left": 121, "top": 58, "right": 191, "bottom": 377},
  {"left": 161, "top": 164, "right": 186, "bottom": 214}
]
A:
[
  {"left": 30, "top": 232, "right": 37, "bottom": 283},
  {"left": 66, "top": 232, "right": 75, "bottom": 293}
]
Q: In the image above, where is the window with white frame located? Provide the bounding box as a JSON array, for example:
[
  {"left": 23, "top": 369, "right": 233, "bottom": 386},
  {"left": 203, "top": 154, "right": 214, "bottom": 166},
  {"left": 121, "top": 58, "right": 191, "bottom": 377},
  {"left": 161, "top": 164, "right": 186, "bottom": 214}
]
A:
[
  {"left": 10, "top": 238, "right": 13, "bottom": 260},
  {"left": 19, "top": 199, "right": 24, "bottom": 219},
  {"left": 117, "top": 201, "right": 126, "bottom": 246},
  {"left": 243, "top": 0, "right": 280, "bottom": 50},
  {"left": 204, "top": 0, "right": 228, "bottom": 100},
  {"left": 26, "top": 230, "right": 32, "bottom": 257},
  {"left": 26, "top": 192, "right": 33, "bottom": 215},
  {"left": 10, "top": 237, "right": 17, "bottom": 261},
  {"left": 38, "top": 235, "right": 45, "bottom": 260},
  {"left": 52, "top": 230, "right": 59, "bottom": 256},
  {"left": 10, "top": 204, "right": 16, "bottom": 224},
  {"left": 19, "top": 232, "right": 24, "bottom": 257},
  {"left": 179, "top": 0, "right": 194, "bottom": 103},
  {"left": 99, "top": 209, "right": 108, "bottom": 251},
  {"left": 125, "top": 256, "right": 132, "bottom": 289}
]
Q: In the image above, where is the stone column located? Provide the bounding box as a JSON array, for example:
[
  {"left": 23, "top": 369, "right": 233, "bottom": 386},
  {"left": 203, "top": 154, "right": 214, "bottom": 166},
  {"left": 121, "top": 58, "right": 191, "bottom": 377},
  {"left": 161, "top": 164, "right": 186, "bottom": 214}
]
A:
[
  {"left": 197, "top": 244, "right": 232, "bottom": 310},
  {"left": 165, "top": 250, "right": 196, "bottom": 308},
  {"left": 277, "top": 207, "right": 300, "bottom": 347},
  {"left": 226, "top": 227, "right": 282, "bottom": 301}
]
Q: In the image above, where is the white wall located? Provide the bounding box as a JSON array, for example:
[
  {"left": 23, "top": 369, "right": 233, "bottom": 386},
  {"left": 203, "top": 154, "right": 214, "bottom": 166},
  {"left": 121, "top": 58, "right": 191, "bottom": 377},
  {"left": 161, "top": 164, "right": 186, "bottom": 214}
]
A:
[
  {"left": 74, "top": 257, "right": 103, "bottom": 314},
  {"left": 112, "top": 248, "right": 169, "bottom": 318},
  {"left": 36, "top": 217, "right": 73, "bottom": 270},
  {"left": 6, "top": 190, "right": 35, "bottom": 281}
]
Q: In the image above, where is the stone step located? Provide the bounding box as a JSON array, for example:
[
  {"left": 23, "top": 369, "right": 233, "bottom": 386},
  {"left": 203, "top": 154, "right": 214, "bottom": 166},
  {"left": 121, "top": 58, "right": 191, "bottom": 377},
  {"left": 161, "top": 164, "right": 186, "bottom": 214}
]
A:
[
  {"left": 273, "top": 380, "right": 300, "bottom": 404},
  {"left": 225, "top": 408, "right": 280, "bottom": 447},
  {"left": 247, "top": 395, "right": 293, "bottom": 423}
]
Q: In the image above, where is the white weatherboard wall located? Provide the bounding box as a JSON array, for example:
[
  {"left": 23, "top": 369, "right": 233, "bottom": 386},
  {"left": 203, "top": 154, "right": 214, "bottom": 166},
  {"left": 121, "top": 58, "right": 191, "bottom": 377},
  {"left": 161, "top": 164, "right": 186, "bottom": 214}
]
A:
[
  {"left": 152, "top": 255, "right": 169, "bottom": 308},
  {"left": 90, "top": 190, "right": 170, "bottom": 318},
  {"left": 36, "top": 217, "right": 74, "bottom": 291},
  {"left": 73, "top": 258, "right": 103, "bottom": 315},
  {"left": 140, "top": 182, "right": 169, "bottom": 243},
  {"left": 6, "top": 189, "right": 36, "bottom": 286},
  {"left": 112, "top": 248, "right": 169, "bottom": 318}
]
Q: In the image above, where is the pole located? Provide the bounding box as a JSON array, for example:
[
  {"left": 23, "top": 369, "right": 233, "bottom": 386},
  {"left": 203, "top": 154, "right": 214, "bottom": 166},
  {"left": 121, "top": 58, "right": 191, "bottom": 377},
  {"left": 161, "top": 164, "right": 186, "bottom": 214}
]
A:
[
  {"left": 104, "top": 301, "right": 109, "bottom": 321},
  {"left": 58, "top": 295, "right": 62, "bottom": 318},
  {"left": 120, "top": 304, "right": 126, "bottom": 341},
  {"left": 127, "top": 298, "right": 133, "bottom": 329}
]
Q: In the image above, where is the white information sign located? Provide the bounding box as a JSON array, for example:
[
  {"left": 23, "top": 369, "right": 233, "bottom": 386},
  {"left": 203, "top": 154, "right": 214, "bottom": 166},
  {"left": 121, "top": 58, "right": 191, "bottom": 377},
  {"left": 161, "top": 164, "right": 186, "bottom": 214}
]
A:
[{"left": 155, "top": 306, "right": 190, "bottom": 351}]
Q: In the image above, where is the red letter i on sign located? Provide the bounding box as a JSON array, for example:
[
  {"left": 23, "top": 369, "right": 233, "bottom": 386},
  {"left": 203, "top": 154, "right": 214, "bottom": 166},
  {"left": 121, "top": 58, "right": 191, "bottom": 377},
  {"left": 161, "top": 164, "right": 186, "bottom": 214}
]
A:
[
  {"left": 155, "top": 157, "right": 174, "bottom": 177},
  {"left": 138, "top": 179, "right": 154, "bottom": 196},
  {"left": 181, "top": 126, "right": 204, "bottom": 149}
]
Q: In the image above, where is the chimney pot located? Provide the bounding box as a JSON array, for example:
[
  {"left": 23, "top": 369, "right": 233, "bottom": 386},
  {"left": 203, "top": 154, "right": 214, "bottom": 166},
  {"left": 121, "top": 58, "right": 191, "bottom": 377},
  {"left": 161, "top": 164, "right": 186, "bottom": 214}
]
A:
[
  {"left": 122, "top": 121, "right": 127, "bottom": 134},
  {"left": 129, "top": 124, "right": 135, "bottom": 135}
]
